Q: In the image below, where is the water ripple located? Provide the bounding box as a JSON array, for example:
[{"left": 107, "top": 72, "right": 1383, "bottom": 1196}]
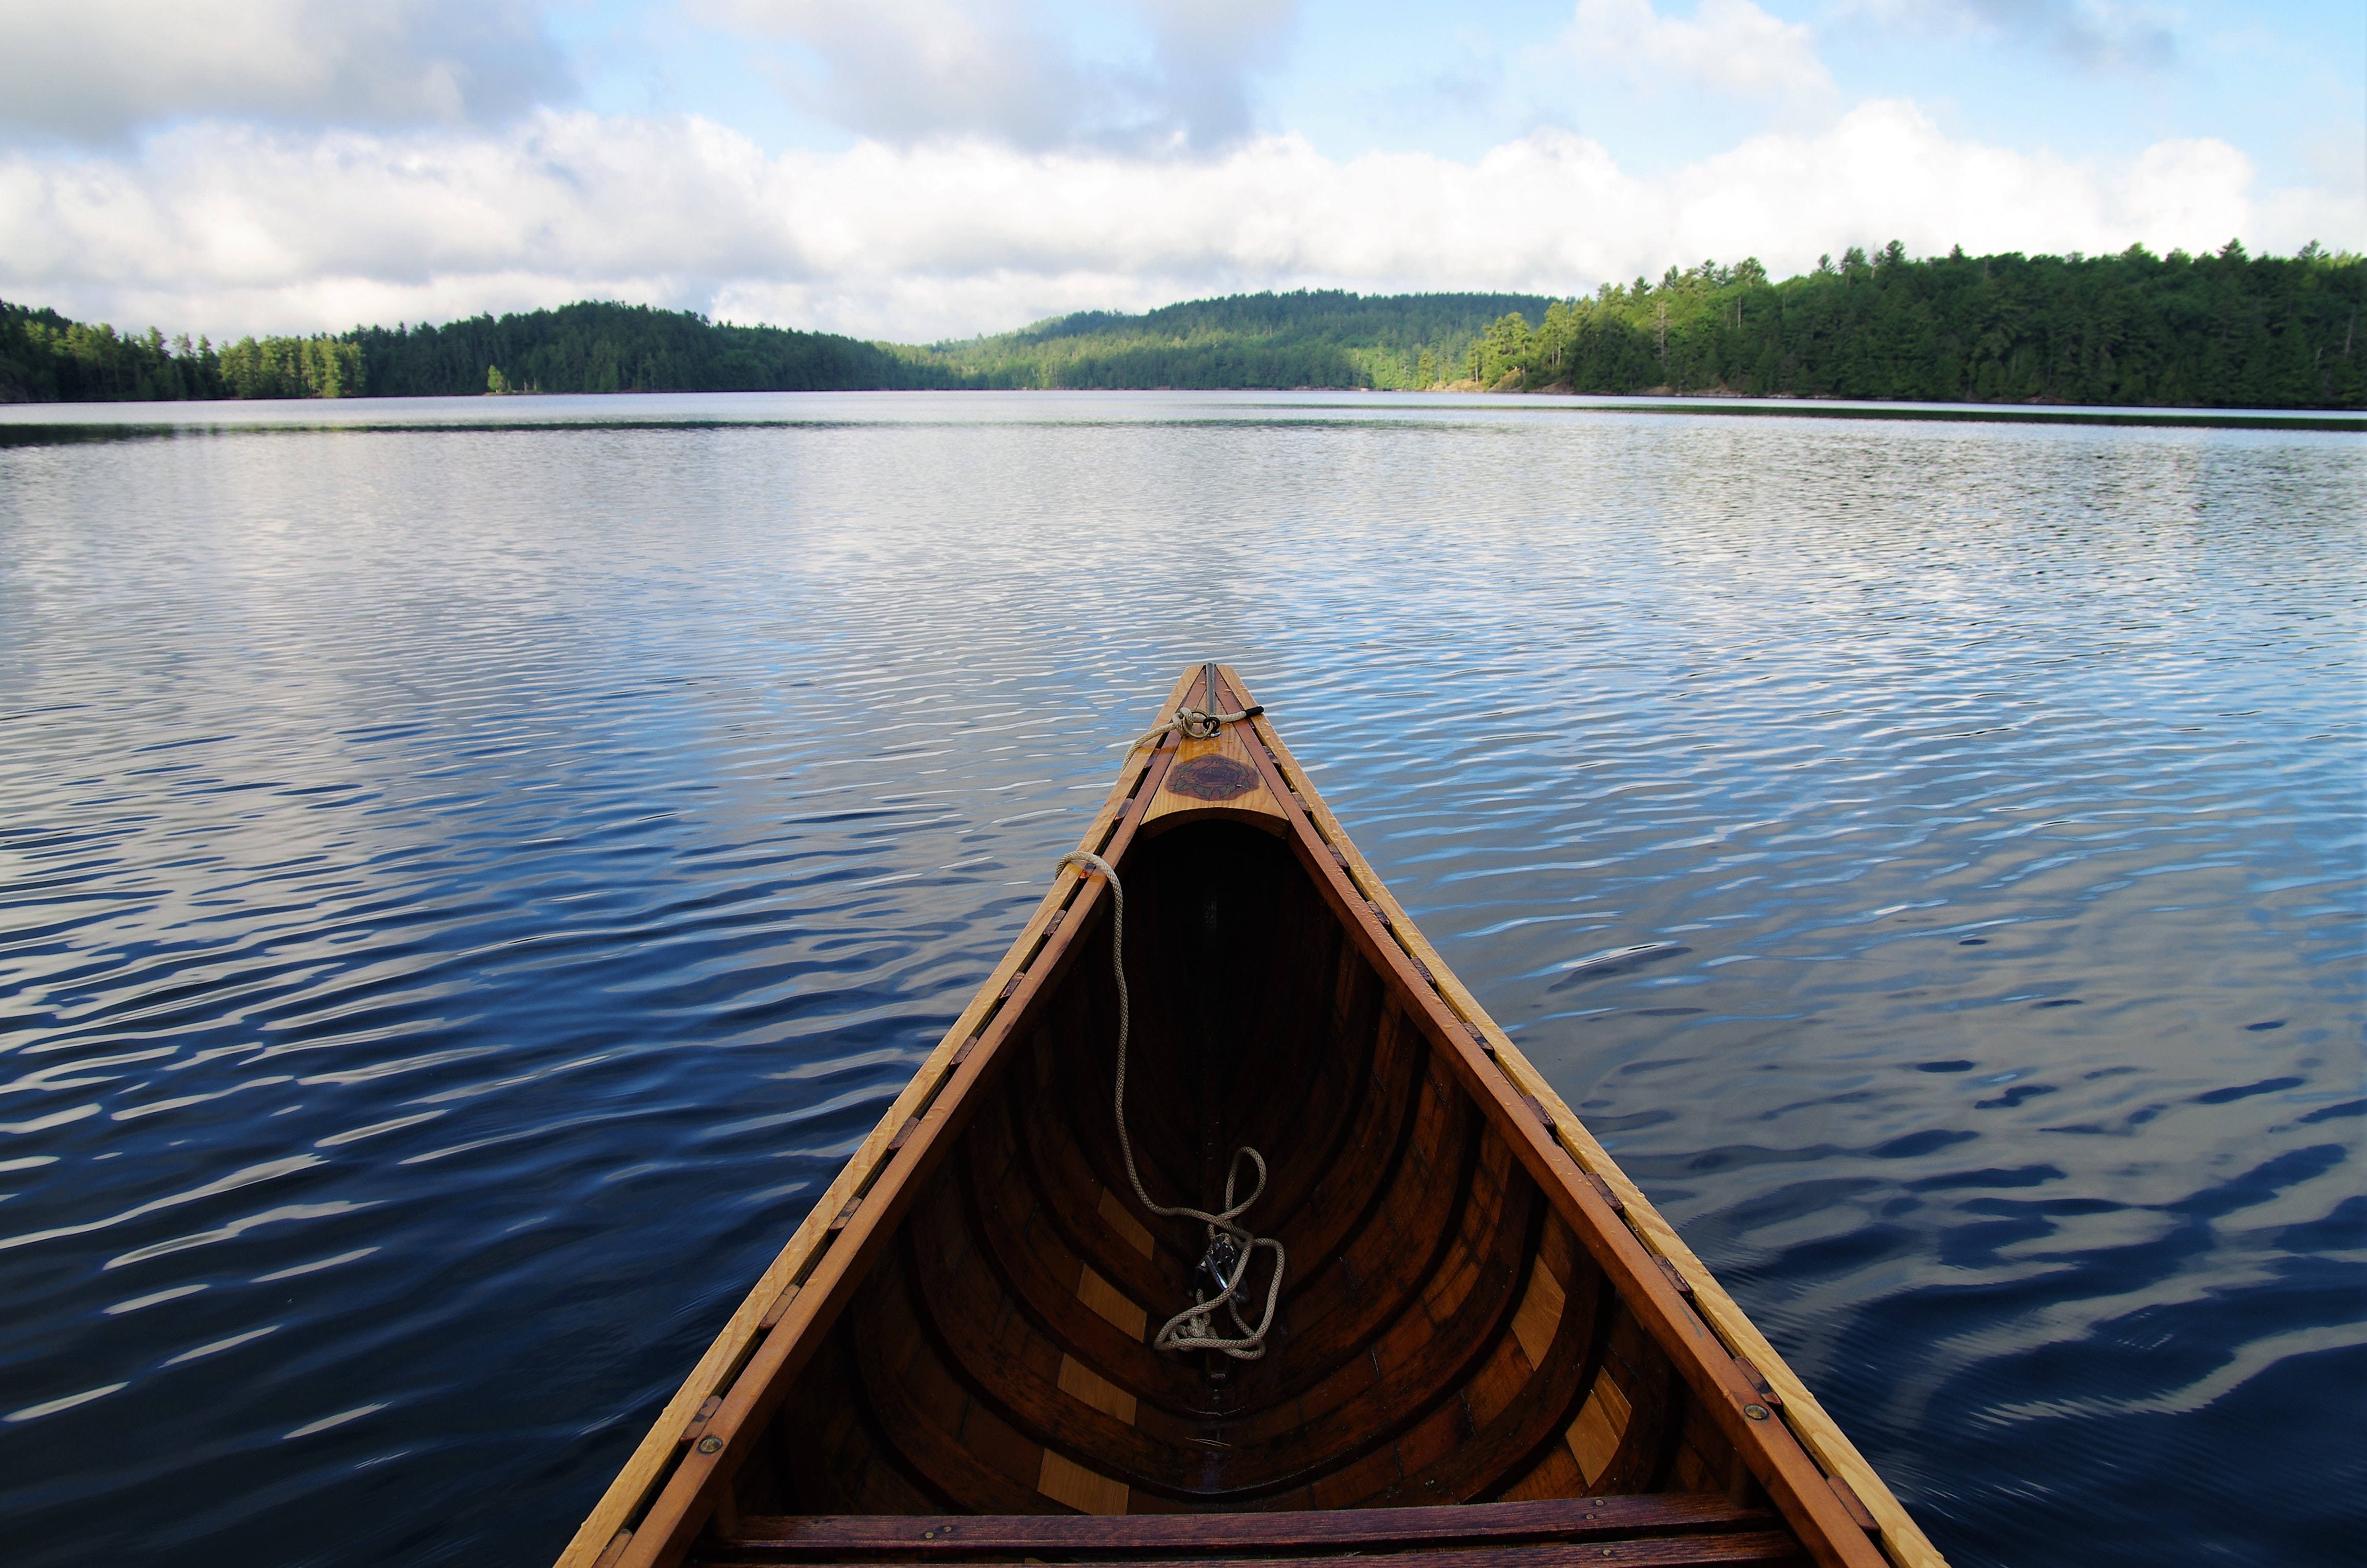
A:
[{"left": 0, "top": 392, "right": 2359, "bottom": 1567}]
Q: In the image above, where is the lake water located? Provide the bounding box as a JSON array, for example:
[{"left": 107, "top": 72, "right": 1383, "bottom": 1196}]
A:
[{"left": 0, "top": 392, "right": 2358, "bottom": 1567}]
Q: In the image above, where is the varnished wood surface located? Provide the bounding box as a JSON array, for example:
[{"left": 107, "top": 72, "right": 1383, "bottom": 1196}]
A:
[
  {"left": 720, "top": 1493, "right": 1778, "bottom": 1556},
  {"left": 698, "top": 1538, "right": 1807, "bottom": 1568},
  {"left": 558, "top": 665, "right": 1937, "bottom": 1568}
]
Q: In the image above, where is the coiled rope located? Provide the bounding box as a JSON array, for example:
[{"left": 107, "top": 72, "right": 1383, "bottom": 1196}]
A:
[
  {"left": 1124, "top": 701, "right": 1263, "bottom": 756},
  {"left": 1058, "top": 849, "right": 1285, "bottom": 1359}
]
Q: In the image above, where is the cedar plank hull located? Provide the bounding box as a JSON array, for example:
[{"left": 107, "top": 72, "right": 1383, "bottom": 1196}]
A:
[{"left": 558, "top": 667, "right": 1945, "bottom": 1568}]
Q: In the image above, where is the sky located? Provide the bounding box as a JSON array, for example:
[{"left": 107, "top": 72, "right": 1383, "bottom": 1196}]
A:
[{"left": 0, "top": 0, "right": 2359, "bottom": 343}]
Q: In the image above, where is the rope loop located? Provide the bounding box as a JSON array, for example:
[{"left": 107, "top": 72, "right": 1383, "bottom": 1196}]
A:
[
  {"left": 1057, "top": 850, "right": 1287, "bottom": 1360},
  {"left": 1122, "top": 702, "right": 1263, "bottom": 755}
]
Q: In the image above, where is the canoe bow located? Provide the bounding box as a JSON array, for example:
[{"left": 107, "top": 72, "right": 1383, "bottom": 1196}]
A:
[{"left": 555, "top": 664, "right": 1947, "bottom": 1568}]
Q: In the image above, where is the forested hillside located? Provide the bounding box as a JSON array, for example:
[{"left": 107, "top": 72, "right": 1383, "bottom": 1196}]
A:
[
  {"left": 0, "top": 300, "right": 950, "bottom": 402},
  {"left": 949, "top": 244, "right": 2360, "bottom": 407},
  {"left": 1457, "top": 242, "right": 2362, "bottom": 408},
  {"left": 926, "top": 291, "right": 1554, "bottom": 390},
  {"left": 348, "top": 302, "right": 955, "bottom": 395},
  {"left": 4, "top": 243, "right": 2359, "bottom": 408}
]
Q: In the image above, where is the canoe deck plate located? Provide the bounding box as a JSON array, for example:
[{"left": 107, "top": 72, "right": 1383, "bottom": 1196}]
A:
[{"left": 1167, "top": 754, "right": 1262, "bottom": 801}]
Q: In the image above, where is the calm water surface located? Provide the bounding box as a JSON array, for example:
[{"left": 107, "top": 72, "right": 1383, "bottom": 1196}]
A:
[{"left": 0, "top": 392, "right": 2359, "bottom": 1566}]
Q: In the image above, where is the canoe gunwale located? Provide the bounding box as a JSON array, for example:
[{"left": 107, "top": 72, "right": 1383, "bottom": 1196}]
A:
[{"left": 553, "top": 664, "right": 1945, "bottom": 1568}]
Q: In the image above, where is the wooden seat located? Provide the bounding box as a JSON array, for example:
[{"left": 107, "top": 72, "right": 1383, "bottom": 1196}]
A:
[{"left": 695, "top": 1495, "right": 1800, "bottom": 1564}]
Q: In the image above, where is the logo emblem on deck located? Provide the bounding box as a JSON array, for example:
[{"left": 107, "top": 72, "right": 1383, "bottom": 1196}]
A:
[{"left": 1168, "top": 755, "right": 1261, "bottom": 801}]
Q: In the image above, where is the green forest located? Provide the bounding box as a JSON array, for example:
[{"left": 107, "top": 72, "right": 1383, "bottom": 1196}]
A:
[
  {"left": 1455, "top": 241, "right": 2361, "bottom": 408},
  {"left": 927, "top": 291, "right": 1556, "bottom": 391},
  {"left": 346, "top": 302, "right": 956, "bottom": 396},
  {"left": 4, "top": 241, "right": 2359, "bottom": 409},
  {"left": 0, "top": 300, "right": 952, "bottom": 403},
  {"left": 0, "top": 307, "right": 365, "bottom": 401}
]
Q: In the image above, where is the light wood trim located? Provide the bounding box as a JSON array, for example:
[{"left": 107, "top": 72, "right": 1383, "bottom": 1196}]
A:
[
  {"left": 1228, "top": 665, "right": 1946, "bottom": 1568},
  {"left": 1140, "top": 717, "right": 1287, "bottom": 829},
  {"left": 552, "top": 667, "right": 1206, "bottom": 1568}
]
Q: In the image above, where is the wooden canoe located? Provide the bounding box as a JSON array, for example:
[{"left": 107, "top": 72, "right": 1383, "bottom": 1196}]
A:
[{"left": 556, "top": 664, "right": 1947, "bottom": 1568}]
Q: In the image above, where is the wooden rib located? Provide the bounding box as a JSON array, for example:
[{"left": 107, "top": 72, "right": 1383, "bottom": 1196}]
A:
[
  {"left": 948, "top": 914, "right": 1562, "bottom": 1504},
  {"left": 1214, "top": 1040, "right": 1474, "bottom": 1413},
  {"left": 1201, "top": 1139, "right": 1537, "bottom": 1498},
  {"left": 915, "top": 1097, "right": 1536, "bottom": 1505},
  {"left": 856, "top": 1243, "right": 1065, "bottom": 1515},
  {"left": 1224, "top": 664, "right": 1937, "bottom": 1568},
  {"left": 775, "top": 1330, "right": 951, "bottom": 1515},
  {"left": 949, "top": 1137, "right": 1204, "bottom": 1416},
  {"left": 1590, "top": 1318, "right": 1686, "bottom": 1495},
  {"left": 1360, "top": 1218, "right": 1608, "bottom": 1507},
  {"left": 907, "top": 1204, "right": 1233, "bottom": 1502},
  {"left": 1179, "top": 992, "right": 1427, "bottom": 1391},
  {"left": 717, "top": 1492, "right": 1779, "bottom": 1556},
  {"left": 998, "top": 952, "right": 1440, "bottom": 1423},
  {"left": 1201, "top": 894, "right": 1381, "bottom": 1249},
  {"left": 965, "top": 995, "right": 1470, "bottom": 1438},
  {"left": 1171, "top": 1093, "right": 1506, "bottom": 1458},
  {"left": 1005, "top": 1031, "right": 1193, "bottom": 1326}
]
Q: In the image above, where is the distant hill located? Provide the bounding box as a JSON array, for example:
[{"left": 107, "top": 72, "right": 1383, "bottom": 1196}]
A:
[
  {"left": 923, "top": 291, "right": 1557, "bottom": 391},
  {"left": 4, "top": 243, "right": 2360, "bottom": 408},
  {"left": 941, "top": 247, "right": 2363, "bottom": 408},
  {"left": 347, "top": 301, "right": 957, "bottom": 396}
]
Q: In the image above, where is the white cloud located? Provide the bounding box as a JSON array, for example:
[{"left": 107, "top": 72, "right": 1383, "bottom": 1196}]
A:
[
  {"left": 698, "top": 0, "right": 1297, "bottom": 150},
  {"left": 1131, "top": 0, "right": 1300, "bottom": 147},
  {"left": 0, "top": 0, "right": 569, "bottom": 145},
  {"left": 0, "top": 101, "right": 2354, "bottom": 343},
  {"left": 1569, "top": 0, "right": 1836, "bottom": 110},
  {"left": 699, "top": 0, "right": 1097, "bottom": 148}
]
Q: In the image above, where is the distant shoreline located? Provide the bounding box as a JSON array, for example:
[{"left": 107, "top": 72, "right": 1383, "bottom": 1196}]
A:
[
  {"left": 12, "top": 250, "right": 2364, "bottom": 412},
  {"left": 2, "top": 386, "right": 2357, "bottom": 442}
]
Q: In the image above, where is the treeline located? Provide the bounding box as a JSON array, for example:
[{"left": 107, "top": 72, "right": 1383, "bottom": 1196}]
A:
[
  {"left": 1, "top": 304, "right": 361, "bottom": 401},
  {"left": 925, "top": 291, "right": 1556, "bottom": 391},
  {"left": 0, "top": 299, "right": 952, "bottom": 403},
  {"left": 1462, "top": 242, "right": 2362, "bottom": 408},
  {"left": 5, "top": 243, "right": 2360, "bottom": 408},
  {"left": 348, "top": 301, "right": 955, "bottom": 396}
]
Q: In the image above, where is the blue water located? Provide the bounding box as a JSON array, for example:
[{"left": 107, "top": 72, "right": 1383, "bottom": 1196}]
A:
[{"left": 0, "top": 392, "right": 2359, "bottom": 1566}]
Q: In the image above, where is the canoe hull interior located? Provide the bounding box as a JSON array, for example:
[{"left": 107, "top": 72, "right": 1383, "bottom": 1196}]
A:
[
  {"left": 562, "top": 666, "right": 1933, "bottom": 1568},
  {"left": 735, "top": 819, "right": 1756, "bottom": 1520}
]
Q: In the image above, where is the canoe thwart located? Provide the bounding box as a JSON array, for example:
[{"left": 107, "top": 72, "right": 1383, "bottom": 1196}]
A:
[{"left": 710, "top": 1494, "right": 1786, "bottom": 1559}]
